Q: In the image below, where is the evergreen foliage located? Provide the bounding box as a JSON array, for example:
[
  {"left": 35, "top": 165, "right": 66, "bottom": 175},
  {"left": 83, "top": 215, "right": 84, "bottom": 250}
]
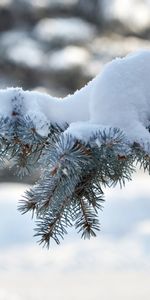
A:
[{"left": 0, "top": 108, "right": 150, "bottom": 248}]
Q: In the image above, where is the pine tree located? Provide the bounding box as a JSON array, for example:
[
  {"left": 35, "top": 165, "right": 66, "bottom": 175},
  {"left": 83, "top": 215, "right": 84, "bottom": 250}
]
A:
[{"left": 0, "top": 91, "right": 149, "bottom": 248}]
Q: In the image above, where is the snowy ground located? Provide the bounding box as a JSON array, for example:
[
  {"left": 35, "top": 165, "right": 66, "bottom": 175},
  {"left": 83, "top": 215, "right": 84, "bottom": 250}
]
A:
[{"left": 0, "top": 172, "right": 150, "bottom": 300}]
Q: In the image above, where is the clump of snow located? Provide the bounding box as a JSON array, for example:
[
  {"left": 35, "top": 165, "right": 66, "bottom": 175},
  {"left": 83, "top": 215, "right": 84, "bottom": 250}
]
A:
[
  {"left": 48, "top": 46, "right": 90, "bottom": 72},
  {"left": 64, "top": 122, "right": 109, "bottom": 143},
  {"left": 89, "top": 50, "right": 150, "bottom": 147},
  {"left": 1, "top": 50, "right": 150, "bottom": 150},
  {"left": 0, "top": 88, "right": 21, "bottom": 117},
  {"left": 33, "top": 17, "right": 96, "bottom": 45},
  {"left": 1, "top": 30, "right": 45, "bottom": 70},
  {"left": 6, "top": 38, "right": 45, "bottom": 69}
]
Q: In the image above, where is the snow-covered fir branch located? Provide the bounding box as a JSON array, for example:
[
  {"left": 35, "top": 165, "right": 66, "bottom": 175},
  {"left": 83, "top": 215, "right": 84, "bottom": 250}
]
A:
[{"left": 1, "top": 49, "right": 150, "bottom": 247}]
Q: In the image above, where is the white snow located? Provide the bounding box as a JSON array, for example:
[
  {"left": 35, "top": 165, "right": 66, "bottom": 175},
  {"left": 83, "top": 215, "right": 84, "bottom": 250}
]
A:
[
  {"left": 7, "top": 38, "right": 45, "bottom": 69},
  {"left": 64, "top": 122, "right": 110, "bottom": 143},
  {"left": 48, "top": 46, "right": 90, "bottom": 72},
  {"left": 33, "top": 17, "right": 96, "bottom": 45},
  {"left": 1, "top": 49, "right": 150, "bottom": 148}
]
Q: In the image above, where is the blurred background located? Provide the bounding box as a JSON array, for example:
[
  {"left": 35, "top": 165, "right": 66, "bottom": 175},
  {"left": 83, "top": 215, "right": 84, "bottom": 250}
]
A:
[{"left": 0, "top": 0, "right": 150, "bottom": 299}]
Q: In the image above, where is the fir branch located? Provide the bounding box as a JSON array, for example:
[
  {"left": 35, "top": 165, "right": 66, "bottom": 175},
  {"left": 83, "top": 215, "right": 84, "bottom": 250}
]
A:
[
  {"left": 16, "top": 125, "right": 150, "bottom": 247},
  {"left": 75, "top": 198, "right": 100, "bottom": 239},
  {"left": 34, "top": 196, "right": 72, "bottom": 247},
  {"left": 132, "top": 142, "right": 150, "bottom": 173}
]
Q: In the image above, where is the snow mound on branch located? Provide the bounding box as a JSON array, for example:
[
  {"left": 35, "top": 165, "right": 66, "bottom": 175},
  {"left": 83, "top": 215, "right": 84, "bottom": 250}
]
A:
[
  {"left": 0, "top": 49, "right": 150, "bottom": 148},
  {"left": 66, "top": 49, "right": 150, "bottom": 148}
]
